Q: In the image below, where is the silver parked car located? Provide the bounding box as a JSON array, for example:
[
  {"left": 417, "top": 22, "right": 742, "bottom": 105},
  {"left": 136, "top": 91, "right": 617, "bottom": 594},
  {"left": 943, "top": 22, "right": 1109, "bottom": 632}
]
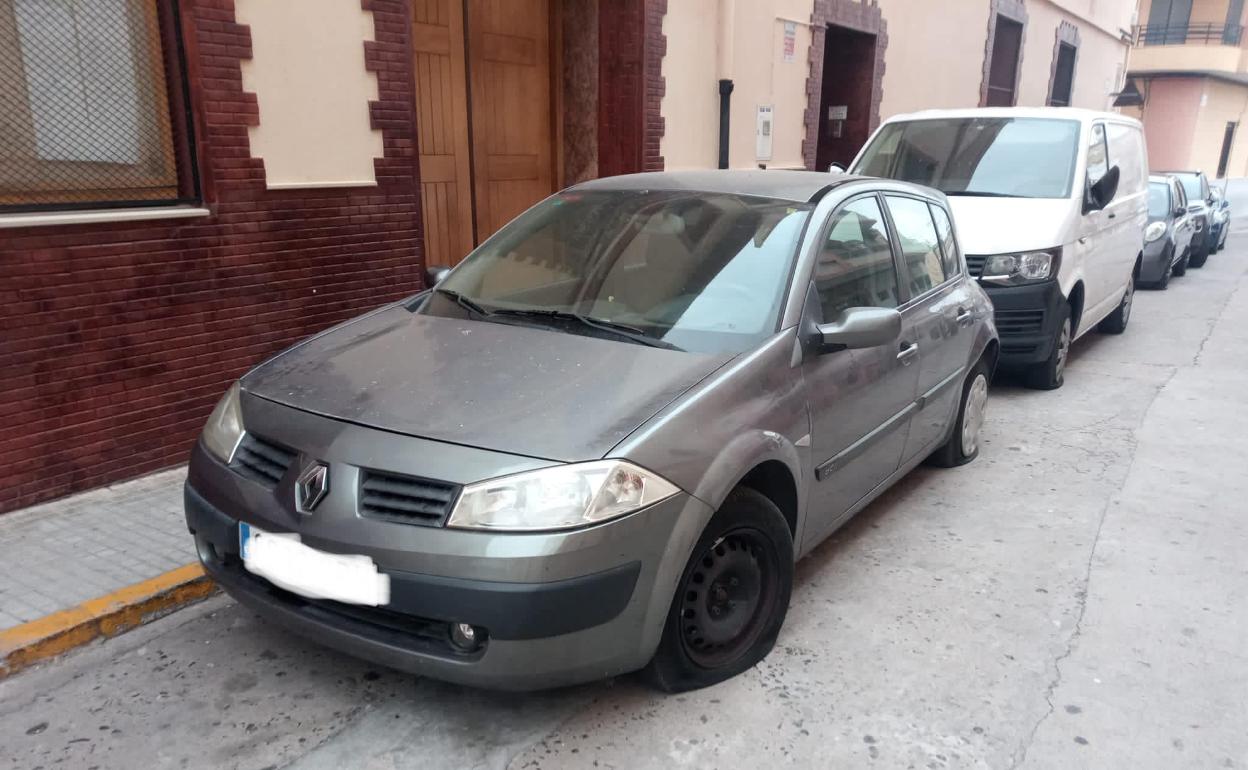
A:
[{"left": 185, "top": 171, "right": 998, "bottom": 692}]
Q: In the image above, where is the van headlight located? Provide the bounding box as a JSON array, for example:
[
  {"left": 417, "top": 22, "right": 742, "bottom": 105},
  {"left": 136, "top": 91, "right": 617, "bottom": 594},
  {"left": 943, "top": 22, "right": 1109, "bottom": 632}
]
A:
[
  {"left": 1144, "top": 222, "right": 1167, "bottom": 243},
  {"left": 448, "top": 460, "right": 680, "bottom": 531},
  {"left": 202, "top": 382, "right": 245, "bottom": 463},
  {"left": 981, "top": 249, "right": 1060, "bottom": 285}
]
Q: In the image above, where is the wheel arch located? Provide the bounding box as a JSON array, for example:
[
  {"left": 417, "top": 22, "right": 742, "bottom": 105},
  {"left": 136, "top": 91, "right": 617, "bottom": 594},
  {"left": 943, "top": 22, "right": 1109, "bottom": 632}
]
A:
[{"left": 1067, "top": 280, "right": 1086, "bottom": 335}]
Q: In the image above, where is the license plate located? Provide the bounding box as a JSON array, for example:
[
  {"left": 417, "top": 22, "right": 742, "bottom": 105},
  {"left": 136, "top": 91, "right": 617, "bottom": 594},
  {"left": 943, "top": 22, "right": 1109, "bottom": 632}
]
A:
[{"left": 239, "top": 522, "right": 391, "bottom": 606}]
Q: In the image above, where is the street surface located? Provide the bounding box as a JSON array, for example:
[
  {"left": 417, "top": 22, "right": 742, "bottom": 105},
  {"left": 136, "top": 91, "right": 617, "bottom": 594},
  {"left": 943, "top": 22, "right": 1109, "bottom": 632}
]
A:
[{"left": 4, "top": 188, "right": 1248, "bottom": 770}]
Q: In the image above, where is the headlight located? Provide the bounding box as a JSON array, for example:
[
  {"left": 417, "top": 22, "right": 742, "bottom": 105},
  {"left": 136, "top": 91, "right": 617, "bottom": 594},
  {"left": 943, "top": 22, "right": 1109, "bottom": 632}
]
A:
[
  {"left": 1144, "top": 221, "right": 1167, "bottom": 243},
  {"left": 448, "top": 460, "right": 680, "bottom": 531},
  {"left": 980, "top": 249, "right": 1060, "bottom": 285},
  {"left": 202, "top": 382, "right": 244, "bottom": 463}
]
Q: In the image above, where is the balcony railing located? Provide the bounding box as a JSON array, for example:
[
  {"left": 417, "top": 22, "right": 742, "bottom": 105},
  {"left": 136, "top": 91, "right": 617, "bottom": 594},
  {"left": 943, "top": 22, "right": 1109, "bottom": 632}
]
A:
[{"left": 1132, "top": 23, "right": 1244, "bottom": 46}]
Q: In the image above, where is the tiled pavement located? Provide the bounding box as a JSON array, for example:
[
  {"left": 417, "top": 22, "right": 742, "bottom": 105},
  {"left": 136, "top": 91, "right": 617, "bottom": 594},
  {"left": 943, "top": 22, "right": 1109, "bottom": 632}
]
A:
[{"left": 0, "top": 468, "right": 193, "bottom": 631}]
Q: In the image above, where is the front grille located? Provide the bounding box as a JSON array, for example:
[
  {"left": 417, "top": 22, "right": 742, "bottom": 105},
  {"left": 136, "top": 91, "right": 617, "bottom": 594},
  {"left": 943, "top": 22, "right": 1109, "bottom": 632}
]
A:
[
  {"left": 965, "top": 254, "right": 987, "bottom": 278},
  {"left": 359, "top": 469, "right": 459, "bottom": 526},
  {"left": 994, "top": 309, "right": 1046, "bottom": 337},
  {"left": 230, "top": 433, "right": 296, "bottom": 489}
]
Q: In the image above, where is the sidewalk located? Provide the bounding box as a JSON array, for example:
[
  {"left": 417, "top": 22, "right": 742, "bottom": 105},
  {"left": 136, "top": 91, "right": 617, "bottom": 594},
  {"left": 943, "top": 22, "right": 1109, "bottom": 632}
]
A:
[{"left": 0, "top": 467, "right": 213, "bottom": 675}]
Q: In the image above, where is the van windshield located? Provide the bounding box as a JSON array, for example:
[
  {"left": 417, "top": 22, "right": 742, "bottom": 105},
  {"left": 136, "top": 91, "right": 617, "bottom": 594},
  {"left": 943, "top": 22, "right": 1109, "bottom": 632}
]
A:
[{"left": 852, "top": 117, "right": 1081, "bottom": 199}]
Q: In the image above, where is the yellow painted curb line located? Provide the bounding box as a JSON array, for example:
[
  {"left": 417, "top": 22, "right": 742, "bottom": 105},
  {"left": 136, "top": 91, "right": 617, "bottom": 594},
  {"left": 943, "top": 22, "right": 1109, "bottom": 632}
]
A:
[{"left": 0, "top": 563, "right": 219, "bottom": 679}]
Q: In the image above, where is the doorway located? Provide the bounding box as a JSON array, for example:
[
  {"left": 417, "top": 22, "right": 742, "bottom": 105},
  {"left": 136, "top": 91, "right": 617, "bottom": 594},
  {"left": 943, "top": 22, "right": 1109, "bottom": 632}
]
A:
[
  {"left": 815, "top": 24, "right": 877, "bottom": 171},
  {"left": 410, "top": 0, "right": 556, "bottom": 266}
]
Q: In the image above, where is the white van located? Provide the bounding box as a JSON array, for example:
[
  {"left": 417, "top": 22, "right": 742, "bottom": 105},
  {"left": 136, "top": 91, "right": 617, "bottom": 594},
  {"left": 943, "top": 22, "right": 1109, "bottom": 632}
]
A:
[{"left": 849, "top": 108, "right": 1148, "bottom": 389}]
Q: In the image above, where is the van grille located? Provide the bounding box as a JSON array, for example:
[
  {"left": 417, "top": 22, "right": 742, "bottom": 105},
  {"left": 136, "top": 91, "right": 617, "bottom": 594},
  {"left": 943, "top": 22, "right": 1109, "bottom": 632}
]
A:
[
  {"left": 965, "top": 254, "right": 987, "bottom": 277},
  {"left": 230, "top": 433, "right": 296, "bottom": 489},
  {"left": 994, "top": 309, "right": 1046, "bottom": 336},
  {"left": 359, "top": 470, "right": 459, "bottom": 526}
]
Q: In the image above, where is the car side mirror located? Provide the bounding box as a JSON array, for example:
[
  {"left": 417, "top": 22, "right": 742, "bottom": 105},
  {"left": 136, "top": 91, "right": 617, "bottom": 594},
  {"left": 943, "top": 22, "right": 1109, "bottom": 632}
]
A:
[
  {"left": 425, "top": 265, "right": 451, "bottom": 287},
  {"left": 817, "top": 307, "right": 902, "bottom": 350},
  {"left": 1173, "top": 206, "right": 1187, "bottom": 217},
  {"left": 1084, "top": 165, "right": 1120, "bottom": 214},
  {"left": 828, "top": 163, "right": 846, "bottom": 173}
]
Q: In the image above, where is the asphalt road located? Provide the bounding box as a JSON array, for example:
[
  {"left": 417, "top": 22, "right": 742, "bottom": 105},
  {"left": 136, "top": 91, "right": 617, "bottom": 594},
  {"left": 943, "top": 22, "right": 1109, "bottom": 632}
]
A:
[{"left": 4, "top": 200, "right": 1248, "bottom": 770}]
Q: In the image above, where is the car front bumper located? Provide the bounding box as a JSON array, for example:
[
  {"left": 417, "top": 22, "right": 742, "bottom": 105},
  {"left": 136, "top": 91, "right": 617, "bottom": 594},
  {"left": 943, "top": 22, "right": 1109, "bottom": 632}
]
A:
[
  {"left": 980, "top": 279, "right": 1065, "bottom": 367},
  {"left": 184, "top": 403, "right": 713, "bottom": 691}
]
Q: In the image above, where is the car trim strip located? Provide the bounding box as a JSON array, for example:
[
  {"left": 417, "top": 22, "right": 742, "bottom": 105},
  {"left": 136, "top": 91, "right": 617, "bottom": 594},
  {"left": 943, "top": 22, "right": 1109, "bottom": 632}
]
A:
[
  {"left": 916, "top": 366, "right": 967, "bottom": 410},
  {"left": 815, "top": 402, "right": 918, "bottom": 481}
]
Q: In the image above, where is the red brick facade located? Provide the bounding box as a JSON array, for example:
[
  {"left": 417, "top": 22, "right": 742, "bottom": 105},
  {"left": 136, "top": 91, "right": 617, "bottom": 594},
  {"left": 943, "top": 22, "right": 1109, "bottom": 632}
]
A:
[
  {"left": 0, "top": 0, "right": 666, "bottom": 515},
  {"left": 0, "top": 0, "right": 423, "bottom": 514}
]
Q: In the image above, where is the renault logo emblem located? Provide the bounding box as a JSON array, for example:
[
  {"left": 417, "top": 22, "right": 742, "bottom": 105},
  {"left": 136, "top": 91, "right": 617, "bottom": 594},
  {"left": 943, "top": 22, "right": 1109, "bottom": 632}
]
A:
[{"left": 295, "top": 463, "right": 329, "bottom": 514}]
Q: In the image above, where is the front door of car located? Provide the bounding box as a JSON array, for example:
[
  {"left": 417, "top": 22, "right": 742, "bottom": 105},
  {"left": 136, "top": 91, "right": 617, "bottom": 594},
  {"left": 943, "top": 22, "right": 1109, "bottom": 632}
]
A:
[
  {"left": 883, "top": 195, "right": 978, "bottom": 462},
  {"left": 801, "top": 193, "right": 920, "bottom": 546}
]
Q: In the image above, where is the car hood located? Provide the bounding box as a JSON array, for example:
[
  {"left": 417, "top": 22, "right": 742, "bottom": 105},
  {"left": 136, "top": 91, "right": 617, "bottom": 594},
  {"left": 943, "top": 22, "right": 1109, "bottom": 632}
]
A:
[
  {"left": 241, "top": 304, "right": 735, "bottom": 462},
  {"left": 947, "top": 197, "right": 1076, "bottom": 254}
]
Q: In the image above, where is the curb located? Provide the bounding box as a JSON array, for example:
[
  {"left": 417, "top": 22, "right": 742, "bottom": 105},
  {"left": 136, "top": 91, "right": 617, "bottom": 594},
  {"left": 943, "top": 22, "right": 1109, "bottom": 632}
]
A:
[{"left": 0, "top": 564, "right": 218, "bottom": 679}]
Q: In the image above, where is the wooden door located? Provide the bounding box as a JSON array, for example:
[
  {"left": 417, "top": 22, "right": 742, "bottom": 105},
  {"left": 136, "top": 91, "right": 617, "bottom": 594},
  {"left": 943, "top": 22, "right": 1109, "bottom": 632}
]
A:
[
  {"left": 411, "top": 0, "right": 475, "bottom": 265},
  {"left": 465, "top": 0, "right": 554, "bottom": 241}
]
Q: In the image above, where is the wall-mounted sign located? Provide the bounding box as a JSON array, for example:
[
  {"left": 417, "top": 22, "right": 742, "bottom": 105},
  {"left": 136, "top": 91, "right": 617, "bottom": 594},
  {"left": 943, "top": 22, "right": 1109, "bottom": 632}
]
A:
[
  {"left": 827, "top": 105, "right": 848, "bottom": 121},
  {"left": 782, "top": 22, "right": 797, "bottom": 62},
  {"left": 756, "top": 105, "right": 774, "bottom": 161}
]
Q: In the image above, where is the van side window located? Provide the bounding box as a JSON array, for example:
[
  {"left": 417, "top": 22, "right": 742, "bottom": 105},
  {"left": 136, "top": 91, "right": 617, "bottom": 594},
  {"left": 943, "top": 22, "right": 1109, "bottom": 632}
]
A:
[
  {"left": 928, "top": 204, "right": 962, "bottom": 277},
  {"left": 1087, "top": 124, "right": 1109, "bottom": 186},
  {"left": 885, "top": 195, "right": 946, "bottom": 296},
  {"left": 815, "top": 196, "right": 901, "bottom": 319},
  {"left": 1105, "top": 123, "right": 1143, "bottom": 194}
]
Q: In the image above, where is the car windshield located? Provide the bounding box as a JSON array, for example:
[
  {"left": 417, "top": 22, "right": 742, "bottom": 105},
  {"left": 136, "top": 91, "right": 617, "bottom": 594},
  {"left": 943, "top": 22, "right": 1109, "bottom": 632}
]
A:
[
  {"left": 1175, "top": 174, "right": 1203, "bottom": 201},
  {"left": 852, "top": 117, "right": 1081, "bottom": 199},
  {"left": 424, "top": 190, "right": 812, "bottom": 354},
  {"left": 1148, "top": 182, "right": 1171, "bottom": 218}
]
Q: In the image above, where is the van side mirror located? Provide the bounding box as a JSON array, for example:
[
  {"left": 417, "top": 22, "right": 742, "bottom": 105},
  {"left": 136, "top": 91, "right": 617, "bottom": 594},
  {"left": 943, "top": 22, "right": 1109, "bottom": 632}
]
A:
[
  {"left": 1084, "top": 165, "right": 1120, "bottom": 214},
  {"left": 817, "top": 307, "right": 902, "bottom": 350},
  {"left": 425, "top": 265, "right": 451, "bottom": 286}
]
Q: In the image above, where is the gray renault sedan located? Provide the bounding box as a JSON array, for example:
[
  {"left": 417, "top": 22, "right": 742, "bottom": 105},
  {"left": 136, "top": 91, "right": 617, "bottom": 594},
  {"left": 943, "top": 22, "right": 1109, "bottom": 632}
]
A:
[{"left": 185, "top": 171, "right": 998, "bottom": 692}]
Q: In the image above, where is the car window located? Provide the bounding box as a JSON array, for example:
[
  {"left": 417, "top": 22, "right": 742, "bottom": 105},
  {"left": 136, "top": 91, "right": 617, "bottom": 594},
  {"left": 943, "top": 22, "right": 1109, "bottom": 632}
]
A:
[
  {"left": 1148, "top": 182, "right": 1170, "bottom": 218},
  {"left": 814, "top": 196, "right": 900, "bottom": 319},
  {"left": 885, "top": 195, "right": 947, "bottom": 296},
  {"left": 1087, "top": 124, "right": 1109, "bottom": 186},
  {"left": 1176, "top": 174, "right": 1202, "bottom": 202},
  {"left": 1173, "top": 180, "right": 1186, "bottom": 209},
  {"left": 928, "top": 203, "right": 961, "bottom": 278}
]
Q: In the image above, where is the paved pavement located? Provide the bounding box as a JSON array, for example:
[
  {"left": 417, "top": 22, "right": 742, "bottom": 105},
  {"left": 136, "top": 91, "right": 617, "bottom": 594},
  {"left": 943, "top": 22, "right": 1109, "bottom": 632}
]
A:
[
  {"left": 3, "top": 203, "right": 1248, "bottom": 769},
  {"left": 0, "top": 468, "right": 191, "bottom": 630}
]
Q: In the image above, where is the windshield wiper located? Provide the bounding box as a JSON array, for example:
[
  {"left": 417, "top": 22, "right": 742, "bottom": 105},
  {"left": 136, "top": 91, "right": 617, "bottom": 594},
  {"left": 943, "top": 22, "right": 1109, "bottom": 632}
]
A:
[
  {"left": 434, "top": 287, "right": 493, "bottom": 317},
  {"left": 491, "top": 308, "right": 682, "bottom": 350}
]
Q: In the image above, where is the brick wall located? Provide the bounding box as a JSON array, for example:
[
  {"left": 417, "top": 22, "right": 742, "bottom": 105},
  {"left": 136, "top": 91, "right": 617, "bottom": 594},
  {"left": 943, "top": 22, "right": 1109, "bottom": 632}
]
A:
[
  {"left": 0, "top": 0, "right": 423, "bottom": 514},
  {"left": 597, "top": 0, "right": 666, "bottom": 176}
]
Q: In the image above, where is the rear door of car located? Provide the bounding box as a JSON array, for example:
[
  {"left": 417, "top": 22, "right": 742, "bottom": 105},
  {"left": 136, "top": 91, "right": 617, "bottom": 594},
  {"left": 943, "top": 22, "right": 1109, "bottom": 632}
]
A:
[
  {"left": 800, "top": 192, "right": 920, "bottom": 544},
  {"left": 881, "top": 193, "right": 978, "bottom": 463}
]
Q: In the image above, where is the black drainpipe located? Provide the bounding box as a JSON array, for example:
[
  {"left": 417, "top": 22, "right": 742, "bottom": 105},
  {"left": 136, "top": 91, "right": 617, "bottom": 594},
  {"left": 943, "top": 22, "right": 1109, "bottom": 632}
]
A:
[{"left": 718, "top": 79, "right": 734, "bottom": 169}]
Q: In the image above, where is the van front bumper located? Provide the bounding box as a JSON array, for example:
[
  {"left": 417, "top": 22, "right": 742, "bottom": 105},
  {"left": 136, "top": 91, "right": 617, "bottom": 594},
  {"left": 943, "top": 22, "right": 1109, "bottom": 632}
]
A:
[
  {"left": 981, "top": 279, "right": 1065, "bottom": 367},
  {"left": 185, "top": 439, "right": 712, "bottom": 691}
]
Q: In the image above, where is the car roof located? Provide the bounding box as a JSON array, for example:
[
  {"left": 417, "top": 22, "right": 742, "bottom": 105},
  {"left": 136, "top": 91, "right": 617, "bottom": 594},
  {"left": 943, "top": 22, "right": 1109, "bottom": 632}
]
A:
[
  {"left": 569, "top": 170, "right": 868, "bottom": 204},
  {"left": 1157, "top": 170, "right": 1204, "bottom": 177},
  {"left": 879, "top": 106, "right": 1141, "bottom": 128},
  {"left": 1148, "top": 174, "right": 1177, "bottom": 184}
]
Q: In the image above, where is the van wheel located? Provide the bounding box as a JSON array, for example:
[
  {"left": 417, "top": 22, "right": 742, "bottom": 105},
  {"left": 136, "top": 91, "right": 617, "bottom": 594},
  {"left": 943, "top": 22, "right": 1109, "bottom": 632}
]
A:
[
  {"left": 929, "top": 359, "right": 991, "bottom": 467},
  {"left": 1097, "top": 277, "right": 1134, "bottom": 335},
  {"left": 644, "top": 487, "right": 793, "bottom": 693},
  {"left": 1172, "top": 248, "right": 1189, "bottom": 277},
  {"left": 1024, "top": 303, "right": 1072, "bottom": 391}
]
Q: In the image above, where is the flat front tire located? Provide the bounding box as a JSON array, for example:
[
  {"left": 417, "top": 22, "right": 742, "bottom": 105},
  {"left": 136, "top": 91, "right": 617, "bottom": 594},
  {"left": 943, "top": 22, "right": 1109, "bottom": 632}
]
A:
[
  {"left": 644, "top": 487, "right": 793, "bottom": 693},
  {"left": 1024, "top": 302, "right": 1072, "bottom": 391},
  {"left": 929, "top": 358, "right": 991, "bottom": 467}
]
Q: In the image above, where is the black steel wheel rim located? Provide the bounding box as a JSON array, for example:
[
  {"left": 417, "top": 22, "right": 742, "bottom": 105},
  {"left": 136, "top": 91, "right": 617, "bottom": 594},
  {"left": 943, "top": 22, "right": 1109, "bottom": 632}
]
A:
[{"left": 678, "top": 528, "right": 779, "bottom": 669}]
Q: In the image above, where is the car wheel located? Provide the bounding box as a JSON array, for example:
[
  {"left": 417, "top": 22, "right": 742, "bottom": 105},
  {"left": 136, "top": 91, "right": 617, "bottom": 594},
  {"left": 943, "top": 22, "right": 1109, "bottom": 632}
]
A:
[
  {"left": 1097, "top": 277, "right": 1134, "bottom": 335},
  {"left": 929, "top": 358, "right": 991, "bottom": 467},
  {"left": 1190, "top": 240, "right": 1209, "bottom": 268},
  {"left": 1154, "top": 249, "right": 1172, "bottom": 290},
  {"left": 1024, "top": 302, "right": 1072, "bottom": 391},
  {"left": 644, "top": 487, "right": 793, "bottom": 693},
  {"left": 1172, "top": 248, "right": 1189, "bottom": 277}
]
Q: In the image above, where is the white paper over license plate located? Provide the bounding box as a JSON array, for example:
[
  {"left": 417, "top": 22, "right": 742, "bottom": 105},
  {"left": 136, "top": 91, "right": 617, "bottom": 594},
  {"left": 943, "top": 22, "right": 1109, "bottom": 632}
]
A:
[{"left": 239, "top": 522, "right": 391, "bottom": 606}]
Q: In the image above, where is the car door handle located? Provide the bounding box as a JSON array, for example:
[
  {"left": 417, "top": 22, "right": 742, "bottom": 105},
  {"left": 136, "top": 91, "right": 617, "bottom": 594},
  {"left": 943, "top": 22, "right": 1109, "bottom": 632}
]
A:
[
  {"left": 956, "top": 308, "right": 974, "bottom": 327},
  {"left": 897, "top": 343, "right": 919, "bottom": 365}
]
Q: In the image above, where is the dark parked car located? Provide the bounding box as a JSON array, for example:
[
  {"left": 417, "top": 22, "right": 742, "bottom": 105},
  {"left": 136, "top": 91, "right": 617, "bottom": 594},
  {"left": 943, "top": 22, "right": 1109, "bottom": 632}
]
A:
[
  {"left": 1140, "top": 174, "right": 1195, "bottom": 289},
  {"left": 185, "top": 171, "right": 998, "bottom": 692},
  {"left": 1162, "top": 170, "right": 1216, "bottom": 267}
]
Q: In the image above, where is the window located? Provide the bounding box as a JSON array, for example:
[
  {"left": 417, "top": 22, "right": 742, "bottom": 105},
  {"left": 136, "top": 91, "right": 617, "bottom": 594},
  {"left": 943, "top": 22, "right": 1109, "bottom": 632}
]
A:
[
  {"left": 1217, "top": 121, "right": 1237, "bottom": 178},
  {"left": 814, "top": 196, "right": 900, "bottom": 320},
  {"left": 0, "top": 0, "right": 194, "bottom": 211},
  {"left": 1048, "top": 42, "right": 1077, "bottom": 107},
  {"left": 1173, "top": 180, "right": 1187, "bottom": 209},
  {"left": 985, "top": 15, "right": 1024, "bottom": 107},
  {"left": 928, "top": 204, "right": 962, "bottom": 278},
  {"left": 1105, "top": 122, "right": 1144, "bottom": 193},
  {"left": 1144, "top": 0, "right": 1192, "bottom": 45},
  {"left": 1087, "top": 124, "right": 1109, "bottom": 187},
  {"left": 1148, "top": 182, "right": 1171, "bottom": 218},
  {"left": 886, "top": 196, "right": 946, "bottom": 296}
]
